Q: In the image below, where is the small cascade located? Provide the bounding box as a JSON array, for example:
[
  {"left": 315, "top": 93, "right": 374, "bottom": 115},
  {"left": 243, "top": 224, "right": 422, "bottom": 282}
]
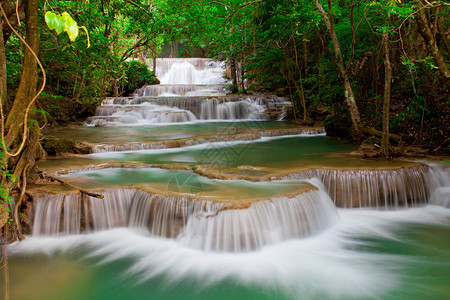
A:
[
  {"left": 33, "top": 189, "right": 136, "bottom": 236},
  {"left": 155, "top": 58, "right": 227, "bottom": 85},
  {"left": 422, "top": 161, "right": 450, "bottom": 208},
  {"left": 87, "top": 96, "right": 290, "bottom": 126},
  {"left": 282, "top": 165, "right": 448, "bottom": 208},
  {"left": 178, "top": 189, "right": 338, "bottom": 252},
  {"left": 134, "top": 84, "right": 225, "bottom": 97},
  {"left": 85, "top": 57, "right": 291, "bottom": 126},
  {"left": 135, "top": 58, "right": 228, "bottom": 97},
  {"left": 91, "top": 127, "right": 326, "bottom": 153},
  {"left": 31, "top": 186, "right": 338, "bottom": 252}
]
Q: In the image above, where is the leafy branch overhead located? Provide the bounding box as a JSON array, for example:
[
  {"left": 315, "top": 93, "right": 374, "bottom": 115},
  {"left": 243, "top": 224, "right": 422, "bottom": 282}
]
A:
[{"left": 45, "top": 11, "right": 90, "bottom": 47}]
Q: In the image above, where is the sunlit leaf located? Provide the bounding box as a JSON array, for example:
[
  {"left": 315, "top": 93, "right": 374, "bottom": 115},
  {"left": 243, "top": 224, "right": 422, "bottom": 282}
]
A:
[
  {"left": 61, "top": 12, "right": 75, "bottom": 31},
  {"left": 67, "top": 20, "right": 79, "bottom": 41},
  {"left": 53, "top": 14, "right": 65, "bottom": 34},
  {"left": 44, "top": 11, "right": 56, "bottom": 29}
]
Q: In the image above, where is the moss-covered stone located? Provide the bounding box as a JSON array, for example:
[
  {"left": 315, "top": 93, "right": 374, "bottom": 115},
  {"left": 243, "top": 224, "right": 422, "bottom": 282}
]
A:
[{"left": 41, "top": 137, "right": 92, "bottom": 155}]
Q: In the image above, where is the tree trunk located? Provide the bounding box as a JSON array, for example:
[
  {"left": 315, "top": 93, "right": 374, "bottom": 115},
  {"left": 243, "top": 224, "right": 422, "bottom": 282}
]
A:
[
  {"left": 5, "top": 0, "right": 38, "bottom": 148},
  {"left": 230, "top": 59, "right": 238, "bottom": 93},
  {"left": 1, "top": 0, "right": 39, "bottom": 230},
  {"left": 381, "top": 27, "right": 392, "bottom": 157},
  {"left": 240, "top": 55, "right": 246, "bottom": 92},
  {"left": 416, "top": 8, "right": 450, "bottom": 91},
  {"left": 312, "top": 0, "right": 363, "bottom": 140},
  {"left": 152, "top": 42, "right": 157, "bottom": 73},
  {"left": 0, "top": 20, "right": 6, "bottom": 110},
  {"left": 290, "top": 17, "right": 307, "bottom": 121}
]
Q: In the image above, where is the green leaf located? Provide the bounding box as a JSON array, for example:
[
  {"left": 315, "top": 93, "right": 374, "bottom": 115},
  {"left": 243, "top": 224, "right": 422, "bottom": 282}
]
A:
[
  {"left": 53, "top": 14, "right": 65, "bottom": 34},
  {"left": 45, "top": 11, "right": 57, "bottom": 30},
  {"left": 45, "top": 11, "right": 64, "bottom": 34},
  {"left": 61, "top": 12, "right": 75, "bottom": 31}
]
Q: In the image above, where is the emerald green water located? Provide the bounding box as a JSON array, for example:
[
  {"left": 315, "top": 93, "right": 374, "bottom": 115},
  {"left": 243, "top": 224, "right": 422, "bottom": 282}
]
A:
[
  {"left": 89, "top": 135, "right": 418, "bottom": 171},
  {"left": 90, "top": 136, "right": 357, "bottom": 168},
  {"left": 14, "top": 115, "right": 450, "bottom": 300},
  {"left": 60, "top": 167, "right": 310, "bottom": 199},
  {"left": 47, "top": 121, "right": 300, "bottom": 144},
  {"left": 5, "top": 207, "right": 450, "bottom": 300},
  {"left": 38, "top": 134, "right": 418, "bottom": 177}
]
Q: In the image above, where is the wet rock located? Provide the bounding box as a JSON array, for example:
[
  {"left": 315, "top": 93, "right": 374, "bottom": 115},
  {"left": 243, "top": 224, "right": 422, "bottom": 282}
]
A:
[{"left": 41, "top": 136, "right": 92, "bottom": 155}]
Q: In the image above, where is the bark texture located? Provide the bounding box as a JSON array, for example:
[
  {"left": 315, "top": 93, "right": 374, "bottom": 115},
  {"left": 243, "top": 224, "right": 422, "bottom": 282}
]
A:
[
  {"left": 1, "top": 0, "right": 40, "bottom": 230},
  {"left": 312, "top": 0, "right": 364, "bottom": 140},
  {"left": 381, "top": 27, "right": 392, "bottom": 157},
  {"left": 416, "top": 8, "right": 450, "bottom": 91}
]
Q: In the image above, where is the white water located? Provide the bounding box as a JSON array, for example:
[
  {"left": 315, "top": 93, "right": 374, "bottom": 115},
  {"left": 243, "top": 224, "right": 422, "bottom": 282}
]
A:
[
  {"left": 88, "top": 132, "right": 327, "bottom": 158},
  {"left": 134, "top": 58, "right": 228, "bottom": 97},
  {"left": 10, "top": 205, "right": 450, "bottom": 299},
  {"left": 156, "top": 58, "right": 228, "bottom": 85},
  {"left": 283, "top": 165, "right": 442, "bottom": 208},
  {"left": 87, "top": 58, "right": 290, "bottom": 126},
  {"left": 87, "top": 96, "right": 289, "bottom": 126},
  {"left": 30, "top": 181, "right": 339, "bottom": 252}
]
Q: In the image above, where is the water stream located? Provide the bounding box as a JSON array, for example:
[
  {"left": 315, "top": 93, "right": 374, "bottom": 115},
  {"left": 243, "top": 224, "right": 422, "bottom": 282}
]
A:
[{"left": 5, "top": 58, "right": 449, "bottom": 300}]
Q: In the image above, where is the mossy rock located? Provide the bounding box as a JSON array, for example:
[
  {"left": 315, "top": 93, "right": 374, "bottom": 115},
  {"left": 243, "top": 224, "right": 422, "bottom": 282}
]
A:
[
  {"left": 41, "top": 137, "right": 92, "bottom": 155},
  {"left": 123, "top": 60, "right": 160, "bottom": 95}
]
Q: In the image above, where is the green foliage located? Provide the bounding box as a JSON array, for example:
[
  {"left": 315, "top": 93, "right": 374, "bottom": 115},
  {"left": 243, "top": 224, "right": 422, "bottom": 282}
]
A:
[
  {"left": 123, "top": 60, "right": 159, "bottom": 95},
  {"left": 45, "top": 11, "right": 89, "bottom": 46},
  {"left": 2, "top": 0, "right": 447, "bottom": 148},
  {"left": 0, "top": 143, "right": 17, "bottom": 209}
]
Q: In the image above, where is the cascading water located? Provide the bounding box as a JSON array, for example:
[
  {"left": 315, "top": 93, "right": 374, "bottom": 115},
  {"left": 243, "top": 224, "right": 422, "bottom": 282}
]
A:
[
  {"left": 281, "top": 165, "right": 441, "bottom": 208},
  {"left": 31, "top": 185, "right": 339, "bottom": 252},
  {"left": 86, "top": 58, "right": 290, "bottom": 126},
  {"left": 9, "top": 57, "right": 450, "bottom": 299}
]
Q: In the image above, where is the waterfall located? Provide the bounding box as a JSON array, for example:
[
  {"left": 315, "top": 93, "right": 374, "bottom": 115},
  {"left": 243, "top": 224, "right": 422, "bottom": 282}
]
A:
[
  {"left": 134, "top": 58, "right": 228, "bottom": 97},
  {"left": 154, "top": 58, "right": 228, "bottom": 85},
  {"left": 91, "top": 127, "right": 326, "bottom": 153},
  {"left": 282, "top": 164, "right": 449, "bottom": 208},
  {"left": 421, "top": 161, "right": 450, "bottom": 208},
  {"left": 86, "top": 57, "right": 291, "bottom": 126},
  {"left": 178, "top": 189, "right": 338, "bottom": 252},
  {"left": 134, "top": 84, "right": 225, "bottom": 97},
  {"left": 33, "top": 189, "right": 136, "bottom": 236},
  {"left": 31, "top": 186, "right": 338, "bottom": 252},
  {"left": 87, "top": 96, "right": 290, "bottom": 126}
]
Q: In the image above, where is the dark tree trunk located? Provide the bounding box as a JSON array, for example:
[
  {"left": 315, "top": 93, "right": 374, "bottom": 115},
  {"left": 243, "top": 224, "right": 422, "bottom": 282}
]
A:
[
  {"left": 152, "top": 42, "right": 157, "bottom": 72},
  {"left": 312, "top": 0, "right": 364, "bottom": 141},
  {"left": 0, "top": 20, "right": 6, "bottom": 108},
  {"left": 230, "top": 59, "right": 238, "bottom": 93},
  {"left": 381, "top": 27, "right": 392, "bottom": 157},
  {"left": 416, "top": 8, "right": 450, "bottom": 91},
  {"left": 1, "top": 0, "right": 40, "bottom": 230}
]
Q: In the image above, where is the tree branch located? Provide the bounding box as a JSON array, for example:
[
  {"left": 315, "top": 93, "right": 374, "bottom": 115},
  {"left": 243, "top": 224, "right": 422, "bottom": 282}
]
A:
[{"left": 44, "top": 174, "right": 104, "bottom": 199}]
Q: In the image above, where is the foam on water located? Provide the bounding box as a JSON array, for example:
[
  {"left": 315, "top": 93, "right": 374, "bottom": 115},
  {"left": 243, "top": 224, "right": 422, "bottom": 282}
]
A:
[
  {"left": 10, "top": 205, "right": 450, "bottom": 299},
  {"left": 88, "top": 132, "right": 326, "bottom": 158}
]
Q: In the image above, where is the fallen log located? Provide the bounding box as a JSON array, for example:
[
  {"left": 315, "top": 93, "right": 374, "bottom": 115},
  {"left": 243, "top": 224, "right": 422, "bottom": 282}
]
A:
[{"left": 363, "top": 126, "right": 401, "bottom": 143}]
